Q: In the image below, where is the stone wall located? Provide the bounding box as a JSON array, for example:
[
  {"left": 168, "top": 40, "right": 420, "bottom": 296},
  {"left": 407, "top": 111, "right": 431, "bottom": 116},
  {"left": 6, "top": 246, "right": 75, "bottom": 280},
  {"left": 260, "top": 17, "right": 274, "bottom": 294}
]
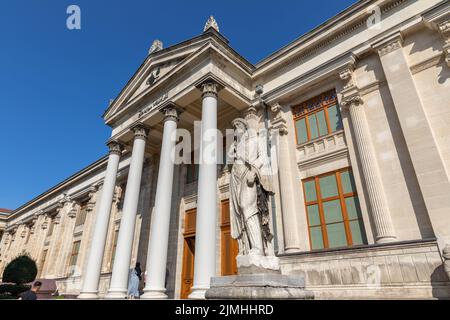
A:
[{"left": 280, "top": 239, "right": 450, "bottom": 299}]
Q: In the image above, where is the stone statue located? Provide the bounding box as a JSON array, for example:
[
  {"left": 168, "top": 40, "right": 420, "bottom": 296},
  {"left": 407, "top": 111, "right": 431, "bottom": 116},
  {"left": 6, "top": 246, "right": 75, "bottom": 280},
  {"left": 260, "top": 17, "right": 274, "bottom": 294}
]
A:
[{"left": 229, "top": 117, "right": 277, "bottom": 270}]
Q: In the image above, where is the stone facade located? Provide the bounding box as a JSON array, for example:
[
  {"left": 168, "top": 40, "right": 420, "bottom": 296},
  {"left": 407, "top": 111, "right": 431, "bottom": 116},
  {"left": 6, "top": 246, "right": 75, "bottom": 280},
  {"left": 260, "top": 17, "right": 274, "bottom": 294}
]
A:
[{"left": 1, "top": 0, "right": 450, "bottom": 299}]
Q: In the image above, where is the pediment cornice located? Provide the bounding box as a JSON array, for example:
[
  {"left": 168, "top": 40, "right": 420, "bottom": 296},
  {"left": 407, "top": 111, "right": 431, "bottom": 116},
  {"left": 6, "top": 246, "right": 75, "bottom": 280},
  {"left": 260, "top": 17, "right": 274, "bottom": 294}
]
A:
[
  {"left": 104, "top": 38, "right": 255, "bottom": 126},
  {"left": 103, "top": 30, "right": 254, "bottom": 124}
]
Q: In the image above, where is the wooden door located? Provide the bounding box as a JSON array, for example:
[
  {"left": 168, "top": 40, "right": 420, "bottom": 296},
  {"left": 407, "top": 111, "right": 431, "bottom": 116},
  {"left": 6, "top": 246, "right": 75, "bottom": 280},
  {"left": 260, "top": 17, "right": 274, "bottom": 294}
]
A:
[
  {"left": 180, "top": 208, "right": 196, "bottom": 299},
  {"left": 180, "top": 237, "right": 195, "bottom": 299},
  {"left": 220, "top": 200, "right": 238, "bottom": 276}
]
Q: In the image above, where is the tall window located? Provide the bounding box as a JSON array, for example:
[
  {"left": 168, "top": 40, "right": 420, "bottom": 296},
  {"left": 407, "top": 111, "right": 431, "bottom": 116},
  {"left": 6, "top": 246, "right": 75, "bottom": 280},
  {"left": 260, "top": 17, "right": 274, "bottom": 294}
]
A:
[
  {"left": 47, "top": 218, "right": 55, "bottom": 237},
  {"left": 110, "top": 229, "right": 119, "bottom": 267},
  {"left": 24, "top": 227, "right": 31, "bottom": 245},
  {"left": 292, "top": 90, "right": 343, "bottom": 145},
  {"left": 75, "top": 201, "right": 88, "bottom": 227},
  {"left": 68, "top": 241, "right": 81, "bottom": 271},
  {"left": 38, "top": 249, "right": 48, "bottom": 277},
  {"left": 303, "top": 168, "right": 367, "bottom": 250}
]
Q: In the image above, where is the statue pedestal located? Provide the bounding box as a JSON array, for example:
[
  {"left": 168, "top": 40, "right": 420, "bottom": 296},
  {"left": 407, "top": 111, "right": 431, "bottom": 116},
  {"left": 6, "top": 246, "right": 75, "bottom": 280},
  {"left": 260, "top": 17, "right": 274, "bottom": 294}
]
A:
[{"left": 205, "top": 255, "right": 314, "bottom": 300}]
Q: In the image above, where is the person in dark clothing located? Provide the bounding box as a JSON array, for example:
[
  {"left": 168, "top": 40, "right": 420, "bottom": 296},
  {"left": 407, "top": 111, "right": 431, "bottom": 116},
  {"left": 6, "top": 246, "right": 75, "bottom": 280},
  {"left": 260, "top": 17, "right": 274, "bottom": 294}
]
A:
[
  {"left": 18, "top": 281, "right": 42, "bottom": 300},
  {"left": 135, "top": 262, "right": 142, "bottom": 281}
]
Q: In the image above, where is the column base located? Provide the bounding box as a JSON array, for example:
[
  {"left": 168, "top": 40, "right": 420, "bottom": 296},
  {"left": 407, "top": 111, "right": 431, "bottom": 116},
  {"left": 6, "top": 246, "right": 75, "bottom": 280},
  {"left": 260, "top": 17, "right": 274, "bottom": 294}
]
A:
[
  {"left": 77, "top": 292, "right": 100, "bottom": 300},
  {"left": 188, "top": 286, "right": 209, "bottom": 300},
  {"left": 375, "top": 236, "right": 397, "bottom": 244},
  {"left": 104, "top": 289, "right": 127, "bottom": 300},
  {"left": 140, "top": 287, "right": 168, "bottom": 300}
]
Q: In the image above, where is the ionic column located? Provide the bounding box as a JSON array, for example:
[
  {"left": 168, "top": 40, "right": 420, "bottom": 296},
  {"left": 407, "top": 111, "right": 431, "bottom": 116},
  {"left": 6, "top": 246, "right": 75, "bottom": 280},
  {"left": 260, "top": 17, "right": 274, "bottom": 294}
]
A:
[
  {"left": 142, "top": 105, "right": 182, "bottom": 299},
  {"left": 106, "top": 124, "right": 149, "bottom": 299},
  {"left": 341, "top": 94, "right": 396, "bottom": 243},
  {"left": 78, "top": 141, "right": 123, "bottom": 299},
  {"left": 189, "top": 81, "right": 220, "bottom": 299}
]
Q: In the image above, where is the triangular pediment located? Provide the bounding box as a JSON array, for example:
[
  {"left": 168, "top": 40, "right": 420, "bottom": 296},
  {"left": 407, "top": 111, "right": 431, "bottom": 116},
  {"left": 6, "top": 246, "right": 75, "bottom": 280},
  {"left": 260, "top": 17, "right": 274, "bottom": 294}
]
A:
[{"left": 103, "top": 29, "right": 248, "bottom": 122}]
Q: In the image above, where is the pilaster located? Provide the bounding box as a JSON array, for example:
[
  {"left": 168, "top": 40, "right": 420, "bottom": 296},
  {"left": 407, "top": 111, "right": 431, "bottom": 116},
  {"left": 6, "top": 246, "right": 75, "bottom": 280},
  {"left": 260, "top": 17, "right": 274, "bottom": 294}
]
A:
[{"left": 372, "top": 32, "right": 450, "bottom": 248}]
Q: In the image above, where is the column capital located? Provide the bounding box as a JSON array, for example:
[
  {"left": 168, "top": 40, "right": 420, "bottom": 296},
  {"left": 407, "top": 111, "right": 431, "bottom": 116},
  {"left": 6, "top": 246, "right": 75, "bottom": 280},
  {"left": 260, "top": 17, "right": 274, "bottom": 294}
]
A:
[
  {"left": 106, "top": 140, "right": 123, "bottom": 156},
  {"left": 131, "top": 123, "right": 151, "bottom": 139},
  {"left": 372, "top": 32, "right": 404, "bottom": 57},
  {"left": 438, "top": 20, "right": 450, "bottom": 67},
  {"left": 160, "top": 103, "right": 183, "bottom": 122},
  {"left": 197, "top": 79, "right": 222, "bottom": 98},
  {"left": 341, "top": 94, "right": 364, "bottom": 111}
]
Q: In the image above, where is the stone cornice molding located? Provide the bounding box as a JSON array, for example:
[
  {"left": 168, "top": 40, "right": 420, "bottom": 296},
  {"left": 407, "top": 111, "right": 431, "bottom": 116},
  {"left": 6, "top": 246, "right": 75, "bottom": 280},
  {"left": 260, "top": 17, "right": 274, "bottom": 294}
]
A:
[
  {"left": 255, "top": 0, "right": 408, "bottom": 75},
  {"left": 131, "top": 123, "right": 151, "bottom": 140},
  {"left": 262, "top": 53, "right": 356, "bottom": 105},
  {"left": 107, "top": 140, "right": 123, "bottom": 156},
  {"left": 160, "top": 103, "right": 183, "bottom": 122},
  {"left": 69, "top": 186, "right": 97, "bottom": 203},
  {"left": 372, "top": 32, "right": 404, "bottom": 57},
  {"left": 42, "top": 201, "right": 64, "bottom": 216}
]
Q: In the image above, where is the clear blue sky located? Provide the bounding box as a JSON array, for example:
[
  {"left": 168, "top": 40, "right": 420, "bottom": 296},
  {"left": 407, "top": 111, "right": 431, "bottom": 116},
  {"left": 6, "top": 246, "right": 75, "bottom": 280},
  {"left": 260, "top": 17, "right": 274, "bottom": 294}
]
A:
[{"left": 0, "top": 0, "right": 356, "bottom": 210}]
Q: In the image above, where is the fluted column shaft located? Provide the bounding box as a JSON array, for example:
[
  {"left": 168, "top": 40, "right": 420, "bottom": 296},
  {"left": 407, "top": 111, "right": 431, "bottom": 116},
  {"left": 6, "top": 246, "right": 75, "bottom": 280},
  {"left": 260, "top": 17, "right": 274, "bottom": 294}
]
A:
[
  {"left": 189, "top": 81, "right": 219, "bottom": 299},
  {"left": 344, "top": 96, "right": 396, "bottom": 243},
  {"left": 78, "top": 141, "right": 122, "bottom": 299},
  {"left": 106, "top": 124, "right": 149, "bottom": 299},
  {"left": 141, "top": 105, "right": 181, "bottom": 299}
]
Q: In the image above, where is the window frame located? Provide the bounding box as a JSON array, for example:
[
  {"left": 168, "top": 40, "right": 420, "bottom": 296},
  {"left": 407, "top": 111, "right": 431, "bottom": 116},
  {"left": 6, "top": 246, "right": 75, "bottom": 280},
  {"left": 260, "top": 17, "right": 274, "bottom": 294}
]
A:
[
  {"left": 302, "top": 167, "right": 366, "bottom": 250},
  {"left": 292, "top": 90, "right": 342, "bottom": 145},
  {"left": 75, "top": 201, "right": 88, "bottom": 227},
  {"left": 68, "top": 240, "right": 81, "bottom": 268}
]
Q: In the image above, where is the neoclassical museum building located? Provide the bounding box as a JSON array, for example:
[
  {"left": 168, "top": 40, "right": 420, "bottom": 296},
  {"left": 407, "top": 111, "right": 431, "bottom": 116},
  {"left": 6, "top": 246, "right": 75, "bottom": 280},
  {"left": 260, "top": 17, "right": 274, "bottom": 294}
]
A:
[{"left": 1, "top": 0, "right": 450, "bottom": 299}]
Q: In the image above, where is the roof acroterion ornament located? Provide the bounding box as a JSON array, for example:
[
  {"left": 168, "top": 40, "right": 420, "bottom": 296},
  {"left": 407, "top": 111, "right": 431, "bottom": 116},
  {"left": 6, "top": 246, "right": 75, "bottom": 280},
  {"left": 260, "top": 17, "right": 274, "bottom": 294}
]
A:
[
  {"left": 148, "top": 39, "right": 163, "bottom": 54},
  {"left": 203, "top": 15, "right": 219, "bottom": 33}
]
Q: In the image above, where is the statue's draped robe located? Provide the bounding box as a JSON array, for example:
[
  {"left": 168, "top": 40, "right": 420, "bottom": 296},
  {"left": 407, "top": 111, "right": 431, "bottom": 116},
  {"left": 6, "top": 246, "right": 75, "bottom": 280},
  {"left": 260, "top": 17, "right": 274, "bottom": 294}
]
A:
[{"left": 230, "top": 130, "right": 273, "bottom": 255}]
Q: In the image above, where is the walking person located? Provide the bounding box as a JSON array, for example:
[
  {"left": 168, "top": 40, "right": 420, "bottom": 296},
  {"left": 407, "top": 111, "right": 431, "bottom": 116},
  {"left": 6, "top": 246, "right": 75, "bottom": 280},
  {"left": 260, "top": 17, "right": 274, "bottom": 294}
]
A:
[
  {"left": 127, "top": 262, "right": 141, "bottom": 299},
  {"left": 18, "top": 281, "right": 42, "bottom": 300}
]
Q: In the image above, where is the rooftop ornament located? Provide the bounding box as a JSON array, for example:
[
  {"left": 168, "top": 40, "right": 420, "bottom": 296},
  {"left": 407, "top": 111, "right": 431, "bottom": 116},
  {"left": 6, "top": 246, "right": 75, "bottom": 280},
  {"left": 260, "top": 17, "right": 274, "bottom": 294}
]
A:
[
  {"left": 148, "top": 39, "right": 163, "bottom": 54},
  {"left": 203, "top": 15, "right": 219, "bottom": 33}
]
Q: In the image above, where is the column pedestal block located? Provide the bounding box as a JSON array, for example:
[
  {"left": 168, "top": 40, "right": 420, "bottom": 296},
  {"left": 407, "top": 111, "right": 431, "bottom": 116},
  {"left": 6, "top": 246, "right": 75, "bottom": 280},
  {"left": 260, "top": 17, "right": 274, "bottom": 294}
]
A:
[{"left": 205, "top": 273, "right": 314, "bottom": 300}]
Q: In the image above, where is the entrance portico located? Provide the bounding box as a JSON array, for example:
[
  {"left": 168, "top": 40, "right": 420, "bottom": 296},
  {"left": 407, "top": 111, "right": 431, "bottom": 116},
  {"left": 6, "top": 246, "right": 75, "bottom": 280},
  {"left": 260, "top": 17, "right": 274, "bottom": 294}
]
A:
[{"left": 79, "top": 25, "right": 255, "bottom": 299}]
